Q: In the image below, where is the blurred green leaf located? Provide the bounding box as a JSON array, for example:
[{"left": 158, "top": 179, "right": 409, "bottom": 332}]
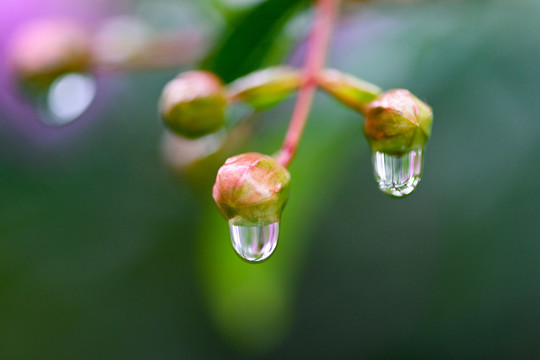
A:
[
  {"left": 196, "top": 94, "right": 364, "bottom": 353},
  {"left": 3, "top": 0, "right": 540, "bottom": 358},
  {"left": 202, "top": 0, "right": 310, "bottom": 83}
]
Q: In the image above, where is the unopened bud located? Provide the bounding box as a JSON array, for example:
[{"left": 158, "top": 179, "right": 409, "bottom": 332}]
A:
[
  {"left": 317, "top": 68, "right": 381, "bottom": 113},
  {"left": 160, "top": 71, "right": 227, "bottom": 138},
  {"left": 228, "top": 67, "right": 301, "bottom": 110},
  {"left": 9, "top": 19, "right": 92, "bottom": 92},
  {"left": 364, "top": 89, "right": 433, "bottom": 155},
  {"left": 212, "top": 153, "right": 291, "bottom": 226}
]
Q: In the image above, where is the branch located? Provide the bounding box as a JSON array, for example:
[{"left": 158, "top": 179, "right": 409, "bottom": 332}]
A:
[{"left": 276, "top": 0, "right": 339, "bottom": 168}]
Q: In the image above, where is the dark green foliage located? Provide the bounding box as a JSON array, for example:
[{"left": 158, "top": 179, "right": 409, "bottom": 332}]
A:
[
  {"left": 1, "top": 0, "right": 540, "bottom": 359},
  {"left": 202, "top": 0, "right": 310, "bottom": 83}
]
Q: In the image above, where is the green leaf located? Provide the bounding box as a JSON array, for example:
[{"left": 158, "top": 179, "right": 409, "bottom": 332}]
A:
[
  {"left": 196, "top": 99, "right": 364, "bottom": 353},
  {"left": 202, "top": 0, "right": 310, "bottom": 83}
]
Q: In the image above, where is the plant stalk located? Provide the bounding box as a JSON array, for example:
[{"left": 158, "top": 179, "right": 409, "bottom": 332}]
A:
[{"left": 276, "top": 0, "right": 339, "bottom": 168}]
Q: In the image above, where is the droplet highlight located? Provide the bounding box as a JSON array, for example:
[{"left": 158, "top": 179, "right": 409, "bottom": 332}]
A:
[
  {"left": 229, "top": 222, "right": 279, "bottom": 262},
  {"left": 22, "top": 73, "right": 97, "bottom": 126},
  {"left": 372, "top": 148, "right": 423, "bottom": 197}
]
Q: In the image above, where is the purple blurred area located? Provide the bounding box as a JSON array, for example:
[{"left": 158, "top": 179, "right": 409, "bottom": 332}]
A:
[{"left": 0, "top": 0, "right": 125, "bottom": 149}]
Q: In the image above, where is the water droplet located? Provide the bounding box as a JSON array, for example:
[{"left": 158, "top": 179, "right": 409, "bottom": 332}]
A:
[
  {"left": 372, "top": 148, "right": 423, "bottom": 197},
  {"left": 22, "top": 73, "right": 97, "bottom": 126},
  {"left": 229, "top": 222, "right": 279, "bottom": 262}
]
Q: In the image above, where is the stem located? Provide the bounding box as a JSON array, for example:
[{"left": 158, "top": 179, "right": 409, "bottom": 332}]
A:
[{"left": 276, "top": 0, "right": 339, "bottom": 168}]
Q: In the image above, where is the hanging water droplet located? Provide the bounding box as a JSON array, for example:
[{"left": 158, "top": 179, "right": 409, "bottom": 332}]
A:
[
  {"left": 372, "top": 148, "right": 423, "bottom": 197},
  {"left": 22, "top": 73, "right": 97, "bottom": 126},
  {"left": 229, "top": 222, "right": 279, "bottom": 262}
]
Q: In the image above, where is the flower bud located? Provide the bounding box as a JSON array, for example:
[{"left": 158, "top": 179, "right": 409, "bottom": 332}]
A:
[
  {"left": 9, "top": 19, "right": 92, "bottom": 93},
  {"left": 227, "top": 67, "right": 301, "bottom": 110},
  {"left": 212, "top": 153, "right": 291, "bottom": 226},
  {"left": 364, "top": 89, "right": 433, "bottom": 155},
  {"left": 159, "top": 71, "right": 227, "bottom": 139},
  {"left": 316, "top": 68, "right": 381, "bottom": 113}
]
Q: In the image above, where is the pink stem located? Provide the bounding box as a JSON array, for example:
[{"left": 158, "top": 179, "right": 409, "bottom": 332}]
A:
[{"left": 276, "top": 0, "right": 339, "bottom": 168}]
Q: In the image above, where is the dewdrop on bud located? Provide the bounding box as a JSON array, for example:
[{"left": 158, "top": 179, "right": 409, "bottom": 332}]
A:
[
  {"left": 213, "top": 153, "right": 291, "bottom": 262},
  {"left": 159, "top": 71, "right": 227, "bottom": 139},
  {"left": 227, "top": 67, "right": 301, "bottom": 110},
  {"left": 364, "top": 89, "right": 433, "bottom": 197},
  {"left": 9, "top": 19, "right": 96, "bottom": 126}
]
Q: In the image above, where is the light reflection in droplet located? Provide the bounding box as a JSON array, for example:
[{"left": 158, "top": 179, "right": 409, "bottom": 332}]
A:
[
  {"left": 372, "top": 148, "right": 423, "bottom": 197},
  {"left": 229, "top": 222, "right": 279, "bottom": 262}
]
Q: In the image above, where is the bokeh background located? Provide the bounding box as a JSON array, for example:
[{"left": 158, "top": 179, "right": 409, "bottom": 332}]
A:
[{"left": 1, "top": 0, "right": 540, "bottom": 358}]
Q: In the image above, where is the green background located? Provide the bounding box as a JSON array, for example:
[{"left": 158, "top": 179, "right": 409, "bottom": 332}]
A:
[{"left": 1, "top": 0, "right": 539, "bottom": 358}]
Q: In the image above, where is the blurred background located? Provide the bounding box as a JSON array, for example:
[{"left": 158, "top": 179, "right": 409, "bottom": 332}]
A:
[{"left": 1, "top": 0, "right": 540, "bottom": 358}]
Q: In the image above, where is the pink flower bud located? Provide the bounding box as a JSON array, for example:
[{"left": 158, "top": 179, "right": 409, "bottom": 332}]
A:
[
  {"left": 364, "top": 89, "right": 432, "bottom": 155},
  {"left": 10, "top": 19, "right": 92, "bottom": 91},
  {"left": 212, "top": 152, "right": 291, "bottom": 226},
  {"left": 159, "top": 71, "right": 227, "bottom": 139}
]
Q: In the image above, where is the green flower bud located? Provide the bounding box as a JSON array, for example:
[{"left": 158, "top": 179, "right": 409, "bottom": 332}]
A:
[
  {"left": 227, "top": 67, "right": 301, "bottom": 110},
  {"left": 212, "top": 153, "right": 291, "bottom": 226},
  {"left": 159, "top": 71, "right": 227, "bottom": 139},
  {"left": 317, "top": 68, "right": 382, "bottom": 113},
  {"left": 364, "top": 89, "right": 433, "bottom": 155},
  {"left": 9, "top": 19, "right": 92, "bottom": 94}
]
